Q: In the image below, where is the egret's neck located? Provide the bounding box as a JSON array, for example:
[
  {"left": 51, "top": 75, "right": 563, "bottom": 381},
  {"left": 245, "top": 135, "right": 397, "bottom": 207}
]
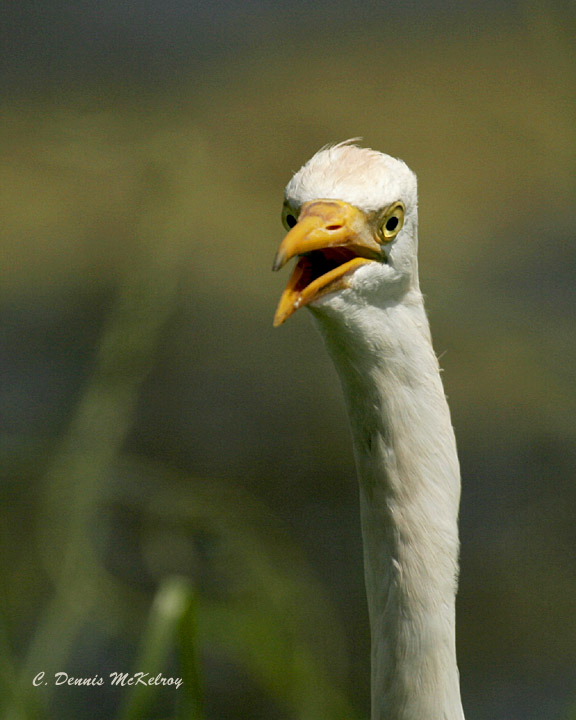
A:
[{"left": 312, "top": 290, "right": 465, "bottom": 720}]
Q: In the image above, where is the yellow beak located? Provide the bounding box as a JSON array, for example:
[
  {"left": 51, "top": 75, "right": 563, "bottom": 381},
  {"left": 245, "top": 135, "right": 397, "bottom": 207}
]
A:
[{"left": 272, "top": 200, "right": 380, "bottom": 326}]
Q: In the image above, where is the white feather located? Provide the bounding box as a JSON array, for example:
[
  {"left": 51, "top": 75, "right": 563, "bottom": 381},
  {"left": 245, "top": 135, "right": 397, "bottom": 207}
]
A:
[{"left": 285, "top": 140, "right": 418, "bottom": 215}]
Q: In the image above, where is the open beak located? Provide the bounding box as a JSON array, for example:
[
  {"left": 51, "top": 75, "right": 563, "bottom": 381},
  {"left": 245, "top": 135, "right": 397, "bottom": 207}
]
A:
[{"left": 272, "top": 199, "right": 381, "bottom": 326}]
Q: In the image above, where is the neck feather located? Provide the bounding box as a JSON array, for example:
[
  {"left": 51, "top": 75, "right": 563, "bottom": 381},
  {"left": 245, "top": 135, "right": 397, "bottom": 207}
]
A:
[{"left": 312, "top": 290, "right": 465, "bottom": 720}]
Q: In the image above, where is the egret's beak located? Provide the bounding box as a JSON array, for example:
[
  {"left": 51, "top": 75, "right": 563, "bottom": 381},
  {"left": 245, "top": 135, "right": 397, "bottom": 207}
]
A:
[{"left": 272, "top": 199, "right": 380, "bottom": 326}]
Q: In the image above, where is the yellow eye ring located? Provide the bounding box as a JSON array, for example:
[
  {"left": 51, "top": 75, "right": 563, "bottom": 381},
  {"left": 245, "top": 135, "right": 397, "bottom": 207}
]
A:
[{"left": 380, "top": 202, "right": 405, "bottom": 241}]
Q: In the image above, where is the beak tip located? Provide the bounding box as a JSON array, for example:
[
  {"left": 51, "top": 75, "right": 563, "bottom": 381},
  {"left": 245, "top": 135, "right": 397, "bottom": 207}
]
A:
[{"left": 273, "top": 305, "right": 291, "bottom": 327}]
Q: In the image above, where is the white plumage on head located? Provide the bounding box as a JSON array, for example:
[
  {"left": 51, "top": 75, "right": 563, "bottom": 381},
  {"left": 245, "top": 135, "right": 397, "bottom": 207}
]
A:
[{"left": 285, "top": 139, "right": 418, "bottom": 215}]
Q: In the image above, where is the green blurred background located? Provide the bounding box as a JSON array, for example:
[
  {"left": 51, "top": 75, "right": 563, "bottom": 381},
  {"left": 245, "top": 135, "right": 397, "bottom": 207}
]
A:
[{"left": 1, "top": 1, "right": 575, "bottom": 718}]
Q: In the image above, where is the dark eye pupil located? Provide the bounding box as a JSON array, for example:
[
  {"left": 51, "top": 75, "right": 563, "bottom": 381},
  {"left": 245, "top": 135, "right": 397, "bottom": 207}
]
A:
[
  {"left": 286, "top": 215, "right": 297, "bottom": 228},
  {"left": 386, "top": 216, "right": 399, "bottom": 232}
]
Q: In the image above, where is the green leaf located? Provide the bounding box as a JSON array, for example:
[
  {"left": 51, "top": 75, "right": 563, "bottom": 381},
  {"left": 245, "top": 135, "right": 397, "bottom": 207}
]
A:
[{"left": 116, "top": 576, "right": 202, "bottom": 720}]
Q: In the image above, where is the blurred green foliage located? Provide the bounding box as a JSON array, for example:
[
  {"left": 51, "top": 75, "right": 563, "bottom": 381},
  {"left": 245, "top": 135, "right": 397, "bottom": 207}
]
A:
[{"left": 1, "top": 3, "right": 575, "bottom": 719}]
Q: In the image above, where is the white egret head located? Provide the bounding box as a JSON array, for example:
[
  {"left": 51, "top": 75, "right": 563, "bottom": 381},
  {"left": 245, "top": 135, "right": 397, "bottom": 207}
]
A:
[{"left": 273, "top": 140, "right": 419, "bottom": 326}]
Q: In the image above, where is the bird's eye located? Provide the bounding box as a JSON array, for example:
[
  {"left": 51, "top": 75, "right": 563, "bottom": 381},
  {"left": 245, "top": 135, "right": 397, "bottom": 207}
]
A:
[
  {"left": 282, "top": 207, "right": 298, "bottom": 230},
  {"left": 380, "top": 202, "right": 405, "bottom": 241}
]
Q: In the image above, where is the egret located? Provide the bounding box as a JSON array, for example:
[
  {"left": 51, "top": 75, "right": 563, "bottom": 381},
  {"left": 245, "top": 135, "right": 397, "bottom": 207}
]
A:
[{"left": 272, "top": 141, "right": 465, "bottom": 720}]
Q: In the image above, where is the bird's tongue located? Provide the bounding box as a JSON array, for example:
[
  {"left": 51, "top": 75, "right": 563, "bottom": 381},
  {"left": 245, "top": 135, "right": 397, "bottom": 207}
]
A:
[
  {"left": 273, "top": 251, "right": 372, "bottom": 326},
  {"left": 294, "top": 248, "right": 358, "bottom": 291}
]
